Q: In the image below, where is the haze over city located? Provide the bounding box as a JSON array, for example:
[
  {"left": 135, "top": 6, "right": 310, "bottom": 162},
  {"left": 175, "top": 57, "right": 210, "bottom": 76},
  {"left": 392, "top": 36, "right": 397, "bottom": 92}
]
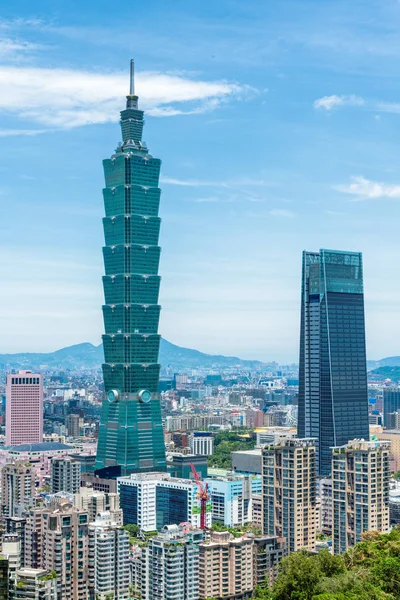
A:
[{"left": 1, "top": 0, "right": 400, "bottom": 362}]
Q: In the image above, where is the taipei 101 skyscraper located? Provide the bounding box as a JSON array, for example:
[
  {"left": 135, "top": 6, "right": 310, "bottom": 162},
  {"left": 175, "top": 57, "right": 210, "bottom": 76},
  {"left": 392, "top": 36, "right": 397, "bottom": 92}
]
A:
[{"left": 96, "top": 60, "right": 167, "bottom": 476}]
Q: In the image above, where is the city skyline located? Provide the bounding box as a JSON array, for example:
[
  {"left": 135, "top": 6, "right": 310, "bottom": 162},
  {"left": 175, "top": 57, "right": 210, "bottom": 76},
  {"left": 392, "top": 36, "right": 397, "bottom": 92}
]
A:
[{"left": 2, "top": 1, "right": 400, "bottom": 362}]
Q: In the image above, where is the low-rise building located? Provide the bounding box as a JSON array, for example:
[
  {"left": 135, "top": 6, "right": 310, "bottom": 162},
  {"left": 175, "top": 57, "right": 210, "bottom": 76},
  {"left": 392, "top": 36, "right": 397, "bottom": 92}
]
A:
[
  {"left": 252, "top": 535, "right": 286, "bottom": 588},
  {"left": 117, "top": 472, "right": 212, "bottom": 531},
  {"left": 189, "top": 432, "right": 214, "bottom": 456},
  {"left": 205, "top": 474, "right": 262, "bottom": 527},
  {"left": 13, "top": 567, "right": 57, "bottom": 600}
]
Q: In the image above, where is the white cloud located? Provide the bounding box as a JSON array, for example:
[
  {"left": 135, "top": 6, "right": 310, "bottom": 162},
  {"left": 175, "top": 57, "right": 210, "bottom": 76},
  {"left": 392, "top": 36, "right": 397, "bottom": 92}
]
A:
[
  {"left": 313, "top": 94, "right": 364, "bottom": 111},
  {"left": 336, "top": 176, "right": 400, "bottom": 200},
  {"left": 269, "top": 209, "right": 295, "bottom": 218},
  {"left": 376, "top": 102, "right": 400, "bottom": 114},
  {"left": 0, "top": 66, "right": 249, "bottom": 129},
  {"left": 0, "top": 128, "right": 49, "bottom": 137},
  {"left": 161, "top": 176, "right": 270, "bottom": 188},
  {"left": 0, "top": 38, "right": 42, "bottom": 59}
]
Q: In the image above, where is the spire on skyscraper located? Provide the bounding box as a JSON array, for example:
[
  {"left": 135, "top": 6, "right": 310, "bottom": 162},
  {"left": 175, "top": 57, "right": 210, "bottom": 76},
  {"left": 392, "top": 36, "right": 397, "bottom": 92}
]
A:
[
  {"left": 96, "top": 59, "right": 166, "bottom": 477},
  {"left": 130, "top": 58, "right": 135, "bottom": 95},
  {"left": 126, "top": 58, "right": 138, "bottom": 110}
]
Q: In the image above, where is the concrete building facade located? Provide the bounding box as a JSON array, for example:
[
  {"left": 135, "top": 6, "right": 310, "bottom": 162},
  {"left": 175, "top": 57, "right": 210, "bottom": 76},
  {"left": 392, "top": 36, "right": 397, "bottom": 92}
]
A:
[
  {"left": 50, "top": 457, "right": 81, "bottom": 494},
  {"left": 24, "top": 499, "right": 89, "bottom": 600},
  {"left": 262, "top": 438, "right": 317, "bottom": 554},
  {"left": 198, "top": 531, "right": 254, "bottom": 600},
  {"left": 332, "top": 439, "right": 390, "bottom": 554},
  {"left": 1, "top": 462, "right": 35, "bottom": 518},
  {"left": 88, "top": 513, "right": 131, "bottom": 599}
]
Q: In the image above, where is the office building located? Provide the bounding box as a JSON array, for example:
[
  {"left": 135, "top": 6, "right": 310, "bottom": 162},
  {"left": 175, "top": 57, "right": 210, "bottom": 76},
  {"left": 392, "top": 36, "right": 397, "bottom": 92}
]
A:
[
  {"left": 263, "top": 438, "right": 317, "bottom": 553},
  {"left": 1, "top": 462, "right": 35, "bottom": 518},
  {"left": 205, "top": 474, "right": 262, "bottom": 527},
  {"left": 139, "top": 524, "right": 202, "bottom": 600},
  {"left": 117, "top": 472, "right": 212, "bottom": 531},
  {"left": 385, "top": 412, "right": 400, "bottom": 430},
  {"left": 298, "top": 249, "right": 369, "bottom": 476},
  {"left": 332, "top": 439, "right": 390, "bottom": 554},
  {"left": 65, "top": 414, "right": 82, "bottom": 437},
  {"left": 255, "top": 426, "right": 296, "bottom": 447},
  {"left": 80, "top": 473, "right": 117, "bottom": 494},
  {"left": 167, "top": 453, "right": 208, "bottom": 479},
  {"left": 95, "top": 60, "right": 166, "bottom": 476},
  {"left": 198, "top": 531, "right": 254, "bottom": 600},
  {"left": 24, "top": 499, "right": 89, "bottom": 600},
  {"left": 383, "top": 390, "right": 400, "bottom": 427},
  {"left": 69, "top": 453, "right": 96, "bottom": 474},
  {"left": 189, "top": 432, "right": 214, "bottom": 456},
  {"left": 50, "top": 456, "right": 81, "bottom": 494},
  {"left": 6, "top": 371, "right": 43, "bottom": 446},
  {"left": 13, "top": 568, "right": 57, "bottom": 600},
  {"left": 232, "top": 449, "right": 262, "bottom": 475},
  {"left": 88, "top": 513, "right": 131, "bottom": 599},
  {"left": 75, "top": 487, "right": 122, "bottom": 524}
]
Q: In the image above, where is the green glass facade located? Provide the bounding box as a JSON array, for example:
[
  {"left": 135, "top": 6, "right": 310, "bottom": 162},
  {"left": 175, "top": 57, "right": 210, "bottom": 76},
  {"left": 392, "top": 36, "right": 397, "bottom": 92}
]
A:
[{"left": 96, "top": 63, "right": 166, "bottom": 475}]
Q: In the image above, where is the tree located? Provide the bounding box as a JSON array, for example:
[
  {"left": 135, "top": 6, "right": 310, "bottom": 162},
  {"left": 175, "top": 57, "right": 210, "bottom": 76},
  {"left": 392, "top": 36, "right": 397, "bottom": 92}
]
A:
[{"left": 272, "top": 551, "right": 323, "bottom": 600}]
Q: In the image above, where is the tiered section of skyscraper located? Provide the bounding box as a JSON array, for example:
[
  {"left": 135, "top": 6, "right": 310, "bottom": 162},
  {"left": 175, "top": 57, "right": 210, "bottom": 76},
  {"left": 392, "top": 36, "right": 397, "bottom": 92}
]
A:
[{"left": 96, "top": 61, "right": 166, "bottom": 475}]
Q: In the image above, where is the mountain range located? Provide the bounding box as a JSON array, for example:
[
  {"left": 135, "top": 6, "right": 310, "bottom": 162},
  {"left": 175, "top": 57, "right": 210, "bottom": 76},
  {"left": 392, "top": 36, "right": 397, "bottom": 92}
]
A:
[
  {"left": 0, "top": 339, "right": 270, "bottom": 372},
  {"left": 0, "top": 339, "right": 399, "bottom": 373}
]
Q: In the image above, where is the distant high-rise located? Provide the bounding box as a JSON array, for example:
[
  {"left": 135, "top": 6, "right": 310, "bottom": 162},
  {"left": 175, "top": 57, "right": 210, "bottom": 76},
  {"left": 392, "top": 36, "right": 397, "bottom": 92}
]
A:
[
  {"left": 298, "top": 249, "right": 370, "bottom": 476},
  {"left": 1, "top": 462, "right": 35, "bottom": 518},
  {"left": 383, "top": 389, "right": 400, "bottom": 427},
  {"left": 95, "top": 59, "right": 166, "bottom": 476},
  {"left": 6, "top": 371, "right": 43, "bottom": 446},
  {"left": 50, "top": 457, "right": 81, "bottom": 494}
]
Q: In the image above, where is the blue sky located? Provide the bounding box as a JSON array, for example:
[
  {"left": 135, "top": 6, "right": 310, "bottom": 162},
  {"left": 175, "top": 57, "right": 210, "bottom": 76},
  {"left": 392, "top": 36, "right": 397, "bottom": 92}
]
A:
[{"left": 1, "top": 0, "right": 400, "bottom": 362}]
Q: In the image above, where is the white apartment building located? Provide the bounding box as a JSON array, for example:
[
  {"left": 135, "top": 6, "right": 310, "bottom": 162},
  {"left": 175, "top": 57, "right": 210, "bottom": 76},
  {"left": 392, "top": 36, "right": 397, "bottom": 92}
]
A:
[
  {"left": 137, "top": 524, "right": 203, "bottom": 600},
  {"left": 88, "top": 512, "right": 131, "bottom": 599},
  {"left": 205, "top": 474, "right": 262, "bottom": 527},
  {"left": 75, "top": 487, "right": 122, "bottom": 524},
  {"left": 13, "top": 568, "right": 57, "bottom": 600}
]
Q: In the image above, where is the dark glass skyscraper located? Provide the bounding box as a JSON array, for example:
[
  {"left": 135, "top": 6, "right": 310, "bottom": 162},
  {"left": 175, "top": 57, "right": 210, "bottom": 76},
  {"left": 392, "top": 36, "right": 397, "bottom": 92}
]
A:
[
  {"left": 96, "top": 61, "right": 166, "bottom": 476},
  {"left": 298, "top": 249, "right": 370, "bottom": 476}
]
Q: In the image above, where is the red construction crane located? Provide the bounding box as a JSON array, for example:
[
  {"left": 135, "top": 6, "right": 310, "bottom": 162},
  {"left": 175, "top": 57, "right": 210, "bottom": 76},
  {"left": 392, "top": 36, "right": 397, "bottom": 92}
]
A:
[{"left": 190, "top": 462, "right": 210, "bottom": 530}]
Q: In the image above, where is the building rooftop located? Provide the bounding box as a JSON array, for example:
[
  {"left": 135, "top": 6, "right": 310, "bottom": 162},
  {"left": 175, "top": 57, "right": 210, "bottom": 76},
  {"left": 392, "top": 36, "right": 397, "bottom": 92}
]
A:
[{"left": 7, "top": 442, "right": 73, "bottom": 452}]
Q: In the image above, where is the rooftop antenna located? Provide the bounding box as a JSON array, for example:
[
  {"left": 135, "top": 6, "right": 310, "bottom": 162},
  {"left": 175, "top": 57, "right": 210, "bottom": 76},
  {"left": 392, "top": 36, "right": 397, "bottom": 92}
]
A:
[{"left": 130, "top": 58, "right": 135, "bottom": 95}]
